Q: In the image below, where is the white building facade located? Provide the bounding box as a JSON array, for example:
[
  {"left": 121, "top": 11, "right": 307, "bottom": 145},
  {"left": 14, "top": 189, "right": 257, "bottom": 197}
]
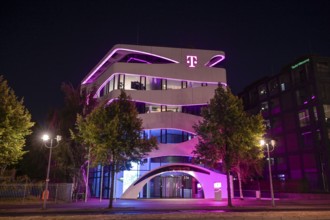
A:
[{"left": 81, "top": 44, "right": 230, "bottom": 199}]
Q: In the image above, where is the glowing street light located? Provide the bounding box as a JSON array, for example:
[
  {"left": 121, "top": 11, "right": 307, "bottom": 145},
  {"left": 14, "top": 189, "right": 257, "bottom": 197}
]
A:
[
  {"left": 260, "top": 139, "right": 276, "bottom": 207},
  {"left": 41, "top": 133, "right": 61, "bottom": 209}
]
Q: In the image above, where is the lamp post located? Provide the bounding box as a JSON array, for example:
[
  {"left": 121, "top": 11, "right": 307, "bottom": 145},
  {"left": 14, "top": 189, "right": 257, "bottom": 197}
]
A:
[
  {"left": 260, "top": 139, "right": 275, "bottom": 207},
  {"left": 41, "top": 134, "right": 61, "bottom": 209}
]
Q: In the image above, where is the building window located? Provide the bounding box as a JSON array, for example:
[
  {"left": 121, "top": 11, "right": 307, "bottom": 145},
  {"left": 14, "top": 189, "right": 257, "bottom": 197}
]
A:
[
  {"left": 323, "top": 105, "right": 330, "bottom": 123},
  {"left": 268, "top": 79, "right": 279, "bottom": 95},
  {"left": 296, "top": 87, "right": 311, "bottom": 106},
  {"left": 292, "top": 66, "right": 309, "bottom": 85},
  {"left": 167, "top": 79, "right": 182, "bottom": 90},
  {"left": 270, "top": 98, "right": 281, "bottom": 115},
  {"left": 125, "top": 75, "right": 141, "bottom": 90},
  {"left": 313, "top": 107, "right": 318, "bottom": 121},
  {"left": 279, "top": 74, "right": 291, "bottom": 91},
  {"left": 301, "top": 131, "right": 313, "bottom": 148},
  {"left": 261, "top": 101, "right": 269, "bottom": 111},
  {"left": 298, "top": 109, "right": 310, "bottom": 127},
  {"left": 299, "top": 109, "right": 310, "bottom": 126},
  {"left": 260, "top": 101, "right": 269, "bottom": 117},
  {"left": 258, "top": 84, "right": 267, "bottom": 100},
  {"left": 145, "top": 129, "right": 194, "bottom": 144}
]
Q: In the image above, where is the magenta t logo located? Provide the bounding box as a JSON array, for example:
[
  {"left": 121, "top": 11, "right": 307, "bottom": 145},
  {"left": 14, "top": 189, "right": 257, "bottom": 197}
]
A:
[{"left": 187, "top": 55, "right": 197, "bottom": 67}]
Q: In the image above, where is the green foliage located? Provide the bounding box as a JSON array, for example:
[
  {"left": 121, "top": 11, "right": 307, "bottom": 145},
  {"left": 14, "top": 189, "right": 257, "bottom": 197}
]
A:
[
  {"left": 0, "top": 76, "right": 34, "bottom": 175},
  {"left": 51, "top": 82, "right": 97, "bottom": 183},
  {"left": 193, "top": 86, "right": 265, "bottom": 206},
  {"left": 232, "top": 114, "right": 265, "bottom": 180},
  {"left": 74, "top": 90, "right": 157, "bottom": 208},
  {"left": 193, "top": 86, "right": 245, "bottom": 169},
  {"left": 76, "top": 90, "right": 157, "bottom": 167}
]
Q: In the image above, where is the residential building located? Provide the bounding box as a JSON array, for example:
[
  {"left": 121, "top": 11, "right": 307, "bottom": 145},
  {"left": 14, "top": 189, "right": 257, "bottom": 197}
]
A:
[
  {"left": 81, "top": 44, "right": 229, "bottom": 199},
  {"left": 239, "top": 55, "right": 330, "bottom": 193}
]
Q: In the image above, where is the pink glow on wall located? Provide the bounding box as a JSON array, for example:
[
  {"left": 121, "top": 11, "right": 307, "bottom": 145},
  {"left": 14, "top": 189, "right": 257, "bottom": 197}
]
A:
[
  {"left": 127, "top": 57, "right": 151, "bottom": 64},
  {"left": 214, "top": 182, "right": 221, "bottom": 189},
  {"left": 205, "top": 55, "right": 226, "bottom": 67},
  {"left": 82, "top": 48, "right": 179, "bottom": 84},
  {"left": 187, "top": 55, "right": 197, "bottom": 67}
]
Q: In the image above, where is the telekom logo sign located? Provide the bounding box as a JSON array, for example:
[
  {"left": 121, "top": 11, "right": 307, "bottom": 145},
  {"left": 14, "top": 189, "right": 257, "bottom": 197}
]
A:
[{"left": 187, "top": 55, "right": 197, "bottom": 67}]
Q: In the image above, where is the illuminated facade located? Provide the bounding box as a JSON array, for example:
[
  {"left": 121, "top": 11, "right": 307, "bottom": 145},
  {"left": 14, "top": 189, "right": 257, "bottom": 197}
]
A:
[
  {"left": 81, "top": 44, "right": 229, "bottom": 199},
  {"left": 239, "top": 55, "right": 330, "bottom": 193}
]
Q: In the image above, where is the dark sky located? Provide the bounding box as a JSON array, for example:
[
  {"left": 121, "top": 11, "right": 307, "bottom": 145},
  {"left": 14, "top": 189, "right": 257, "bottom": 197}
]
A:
[{"left": 1, "top": 0, "right": 330, "bottom": 124}]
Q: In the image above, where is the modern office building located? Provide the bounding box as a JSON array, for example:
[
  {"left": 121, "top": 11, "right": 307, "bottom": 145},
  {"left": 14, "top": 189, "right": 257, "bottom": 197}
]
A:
[
  {"left": 239, "top": 55, "right": 330, "bottom": 193},
  {"left": 81, "top": 44, "right": 230, "bottom": 199}
]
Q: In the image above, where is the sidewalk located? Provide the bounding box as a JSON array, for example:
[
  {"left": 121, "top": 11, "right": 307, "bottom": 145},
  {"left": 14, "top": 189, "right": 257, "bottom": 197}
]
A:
[
  {"left": 1, "top": 197, "right": 330, "bottom": 211},
  {"left": 1, "top": 197, "right": 330, "bottom": 219}
]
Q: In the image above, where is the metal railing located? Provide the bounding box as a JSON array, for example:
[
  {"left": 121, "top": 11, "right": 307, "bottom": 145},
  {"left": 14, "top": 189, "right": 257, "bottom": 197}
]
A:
[{"left": 0, "top": 183, "right": 73, "bottom": 202}]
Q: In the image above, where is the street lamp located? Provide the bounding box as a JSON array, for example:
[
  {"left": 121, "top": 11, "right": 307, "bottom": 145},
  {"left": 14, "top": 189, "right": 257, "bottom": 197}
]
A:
[
  {"left": 41, "top": 133, "right": 61, "bottom": 209},
  {"left": 260, "top": 139, "right": 276, "bottom": 207}
]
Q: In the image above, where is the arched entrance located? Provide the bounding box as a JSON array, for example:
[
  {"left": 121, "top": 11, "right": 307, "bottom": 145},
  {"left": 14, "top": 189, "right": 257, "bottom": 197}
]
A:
[
  {"left": 143, "top": 172, "right": 201, "bottom": 198},
  {"left": 121, "top": 163, "right": 229, "bottom": 199}
]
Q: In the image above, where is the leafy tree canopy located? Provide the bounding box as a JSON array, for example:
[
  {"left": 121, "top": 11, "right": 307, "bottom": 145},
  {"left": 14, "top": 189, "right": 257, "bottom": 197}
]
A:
[
  {"left": 193, "top": 86, "right": 265, "bottom": 206},
  {"left": 74, "top": 90, "right": 157, "bottom": 208},
  {"left": 0, "top": 76, "right": 34, "bottom": 175}
]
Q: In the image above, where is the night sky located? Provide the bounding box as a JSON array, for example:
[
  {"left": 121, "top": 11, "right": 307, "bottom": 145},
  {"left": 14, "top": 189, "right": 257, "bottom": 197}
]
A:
[{"left": 1, "top": 0, "right": 330, "bottom": 124}]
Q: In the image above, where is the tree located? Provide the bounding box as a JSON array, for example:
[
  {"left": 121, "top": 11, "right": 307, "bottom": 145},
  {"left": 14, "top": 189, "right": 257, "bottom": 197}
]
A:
[
  {"left": 51, "top": 82, "right": 97, "bottom": 189},
  {"left": 231, "top": 114, "right": 265, "bottom": 200},
  {"left": 74, "top": 90, "right": 157, "bottom": 208},
  {"left": 0, "top": 76, "right": 34, "bottom": 176},
  {"left": 193, "top": 86, "right": 264, "bottom": 207}
]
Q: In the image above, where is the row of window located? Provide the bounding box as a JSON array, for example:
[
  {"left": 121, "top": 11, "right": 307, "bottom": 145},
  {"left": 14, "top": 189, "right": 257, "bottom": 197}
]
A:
[
  {"left": 98, "top": 74, "right": 214, "bottom": 97},
  {"left": 260, "top": 89, "right": 316, "bottom": 116},
  {"left": 248, "top": 60, "right": 330, "bottom": 106},
  {"left": 135, "top": 102, "right": 205, "bottom": 116},
  {"left": 263, "top": 105, "right": 330, "bottom": 134},
  {"left": 143, "top": 129, "right": 195, "bottom": 144}
]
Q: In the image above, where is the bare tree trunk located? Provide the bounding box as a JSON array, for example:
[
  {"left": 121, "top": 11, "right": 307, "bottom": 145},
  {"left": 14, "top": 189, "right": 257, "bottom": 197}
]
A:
[
  {"left": 108, "top": 163, "right": 115, "bottom": 208},
  {"left": 238, "top": 171, "right": 244, "bottom": 200},
  {"left": 226, "top": 169, "right": 233, "bottom": 207}
]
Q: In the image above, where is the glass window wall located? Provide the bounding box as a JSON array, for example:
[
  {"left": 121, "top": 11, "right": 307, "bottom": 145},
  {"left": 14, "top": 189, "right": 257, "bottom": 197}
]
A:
[{"left": 144, "top": 129, "right": 194, "bottom": 144}]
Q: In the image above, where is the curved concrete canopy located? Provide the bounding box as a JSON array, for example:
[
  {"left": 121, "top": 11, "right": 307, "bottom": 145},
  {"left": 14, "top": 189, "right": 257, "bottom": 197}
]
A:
[{"left": 121, "top": 163, "right": 228, "bottom": 199}]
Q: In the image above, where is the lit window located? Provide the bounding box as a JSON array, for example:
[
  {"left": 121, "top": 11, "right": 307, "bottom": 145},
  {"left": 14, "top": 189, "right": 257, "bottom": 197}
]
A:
[
  {"left": 313, "top": 107, "right": 318, "bottom": 121},
  {"left": 261, "top": 102, "right": 269, "bottom": 111},
  {"left": 298, "top": 109, "right": 310, "bottom": 127},
  {"left": 323, "top": 105, "right": 330, "bottom": 123}
]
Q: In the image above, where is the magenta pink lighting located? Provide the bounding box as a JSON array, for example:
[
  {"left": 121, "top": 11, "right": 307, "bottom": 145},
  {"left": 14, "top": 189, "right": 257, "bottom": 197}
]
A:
[
  {"left": 82, "top": 47, "right": 226, "bottom": 85},
  {"left": 82, "top": 48, "right": 179, "bottom": 84},
  {"left": 106, "top": 97, "right": 208, "bottom": 108},
  {"left": 205, "top": 55, "right": 226, "bottom": 67},
  {"left": 187, "top": 55, "right": 198, "bottom": 67}
]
